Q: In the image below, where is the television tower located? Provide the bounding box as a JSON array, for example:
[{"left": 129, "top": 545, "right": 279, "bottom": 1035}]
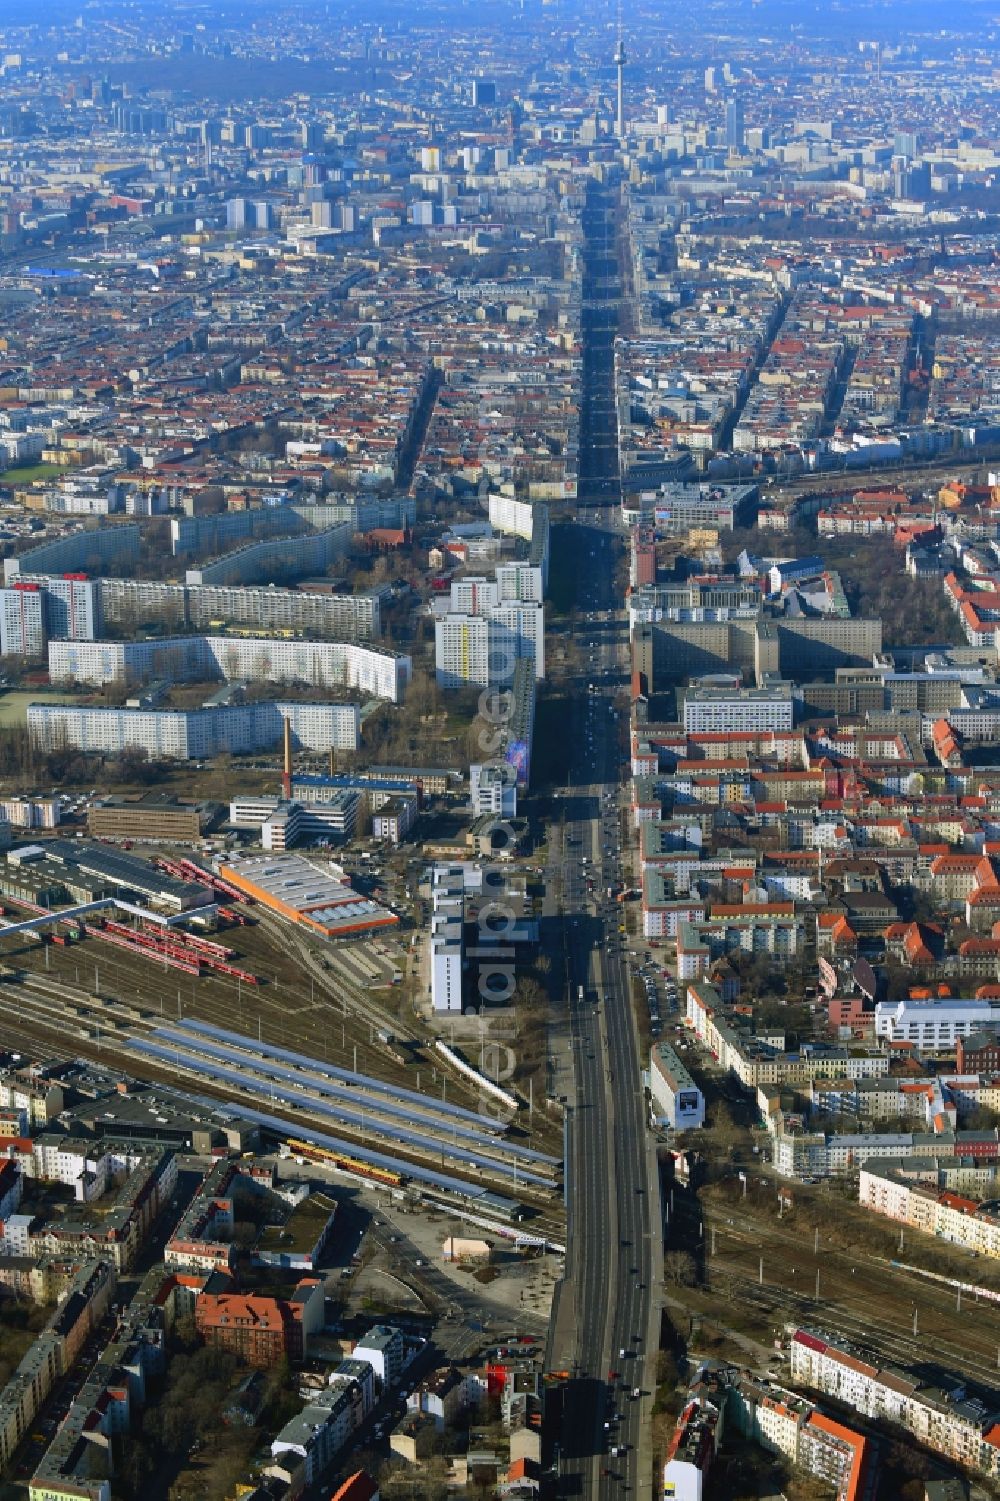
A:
[{"left": 614, "top": 13, "right": 626, "bottom": 141}]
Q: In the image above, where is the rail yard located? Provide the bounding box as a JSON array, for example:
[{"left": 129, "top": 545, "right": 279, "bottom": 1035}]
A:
[{"left": 0, "top": 870, "right": 566, "bottom": 1241}]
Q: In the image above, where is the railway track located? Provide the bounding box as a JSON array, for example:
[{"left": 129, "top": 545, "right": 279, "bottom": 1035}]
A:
[
  {"left": 125, "top": 1033, "right": 558, "bottom": 1189},
  {"left": 252, "top": 910, "right": 555, "bottom": 1142},
  {"left": 0, "top": 891, "right": 558, "bottom": 1160},
  {"left": 710, "top": 1256, "right": 1000, "bottom": 1391},
  {"left": 697, "top": 1201, "right": 1000, "bottom": 1393},
  {"left": 0, "top": 983, "right": 565, "bottom": 1223}
]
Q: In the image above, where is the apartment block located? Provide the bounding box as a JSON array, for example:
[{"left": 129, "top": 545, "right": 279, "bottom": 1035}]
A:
[
  {"left": 49, "top": 635, "right": 410, "bottom": 703},
  {"left": 353, "top": 1325, "right": 404, "bottom": 1390},
  {"left": 860, "top": 1156, "right": 1000, "bottom": 1259},
  {"left": 0, "top": 1069, "right": 64, "bottom": 1125},
  {"left": 434, "top": 613, "right": 491, "bottom": 688},
  {"left": 27, "top": 700, "right": 360, "bottom": 761},
  {"left": 488, "top": 492, "right": 541, "bottom": 542},
  {"left": 184, "top": 522, "right": 351, "bottom": 587},
  {"left": 0, "top": 584, "right": 45, "bottom": 656},
  {"left": 0, "top": 1258, "right": 115, "bottom": 1471},
  {"left": 4, "top": 525, "right": 140, "bottom": 582},
  {"left": 165, "top": 1159, "right": 240, "bottom": 1274},
  {"left": 435, "top": 604, "right": 544, "bottom": 688},
  {"left": 29, "top": 1151, "right": 177, "bottom": 1272},
  {"left": 41, "top": 575, "right": 99, "bottom": 640},
  {"left": 92, "top": 576, "right": 382, "bottom": 643},
  {"left": 686, "top": 982, "right": 888, "bottom": 1093},
  {"left": 790, "top": 1328, "right": 1000, "bottom": 1476}
]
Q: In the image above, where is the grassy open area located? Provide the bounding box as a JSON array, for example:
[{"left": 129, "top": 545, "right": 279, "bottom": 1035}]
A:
[{"left": 0, "top": 463, "right": 65, "bottom": 486}]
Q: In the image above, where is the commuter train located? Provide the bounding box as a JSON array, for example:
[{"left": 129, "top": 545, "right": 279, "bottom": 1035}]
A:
[{"left": 285, "top": 1137, "right": 405, "bottom": 1188}]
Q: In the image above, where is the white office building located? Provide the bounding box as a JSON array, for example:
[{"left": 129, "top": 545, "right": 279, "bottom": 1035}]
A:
[
  {"left": 470, "top": 763, "right": 518, "bottom": 818},
  {"left": 682, "top": 683, "right": 794, "bottom": 735},
  {"left": 371, "top": 797, "right": 417, "bottom": 845},
  {"left": 430, "top": 864, "right": 465, "bottom": 1013},
  {"left": 229, "top": 793, "right": 360, "bottom": 851},
  {"left": 874, "top": 998, "right": 1000, "bottom": 1049},
  {"left": 650, "top": 1044, "right": 705, "bottom": 1129}
]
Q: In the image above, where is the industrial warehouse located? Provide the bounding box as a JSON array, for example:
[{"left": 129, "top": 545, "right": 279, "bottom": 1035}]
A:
[{"left": 218, "top": 853, "right": 400, "bottom": 940}]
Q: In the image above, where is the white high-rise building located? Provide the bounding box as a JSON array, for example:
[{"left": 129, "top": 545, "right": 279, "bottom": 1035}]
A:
[
  {"left": 496, "top": 562, "right": 544, "bottom": 602},
  {"left": 449, "top": 576, "right": 499, "bottom": 614},
  {"left": 434, "top": 614, "right": 491, "bottom": 688},
  {"left": 490, "top": 602, "right": 545, "bottom": 679},
  {"left": 434, "top": 605, "right": 544, "bottom": 688},
  {"left": 488, "top": 493, "right": 535, "bottom": 540},
  {"left": 41, "top": 576, "right": 98, "bottom": 641},
  {"left": 0, "top": 586, "right": 45, "bottom": 657}
]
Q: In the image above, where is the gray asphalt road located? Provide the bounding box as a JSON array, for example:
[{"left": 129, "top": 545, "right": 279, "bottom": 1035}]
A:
[{"left": 548, "top": 183, "right": 662, "bottom": 1501}]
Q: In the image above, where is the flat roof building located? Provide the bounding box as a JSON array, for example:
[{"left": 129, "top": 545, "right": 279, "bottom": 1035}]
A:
[
  {"left": 650, "top": 1043, "right": 705, "bottom": 1129},
  {"left": 88, "top": 796, "right": 208, "bottom": 845},
  {"left": 220, "top": 853, "right": 398, "bottom": 939}
]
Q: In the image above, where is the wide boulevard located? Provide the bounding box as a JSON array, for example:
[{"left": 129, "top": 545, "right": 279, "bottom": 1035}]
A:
[{"left": 545, "top": 184, "right": 662, "bottom": 1501}]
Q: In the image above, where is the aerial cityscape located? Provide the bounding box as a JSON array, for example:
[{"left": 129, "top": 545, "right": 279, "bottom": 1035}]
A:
[{"left": 0, "top": 1, "right": 995, "bottom": 1499}]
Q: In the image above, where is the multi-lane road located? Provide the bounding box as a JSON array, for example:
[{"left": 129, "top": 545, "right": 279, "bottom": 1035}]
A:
[{"left": 546, "top": 185, "right": 662, "bottom": 1501}]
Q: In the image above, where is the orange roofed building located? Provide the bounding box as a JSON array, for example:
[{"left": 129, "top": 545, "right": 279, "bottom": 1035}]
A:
[
  {"left": 195, "top": 1277, "right": 324, "bottom": 1368},
  {"left": 665, "top": 1362, "right": 871, "bottom": 1501}
]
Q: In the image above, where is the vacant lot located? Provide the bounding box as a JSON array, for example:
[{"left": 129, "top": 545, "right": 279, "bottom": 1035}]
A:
[{"left": 0, "top": 690, "right": 85, "bottom": 727}]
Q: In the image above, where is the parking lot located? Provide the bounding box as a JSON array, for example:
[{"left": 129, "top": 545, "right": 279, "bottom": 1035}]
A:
[{"left": 627, "top": 951, "right": 676, "bottom": 1039}]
